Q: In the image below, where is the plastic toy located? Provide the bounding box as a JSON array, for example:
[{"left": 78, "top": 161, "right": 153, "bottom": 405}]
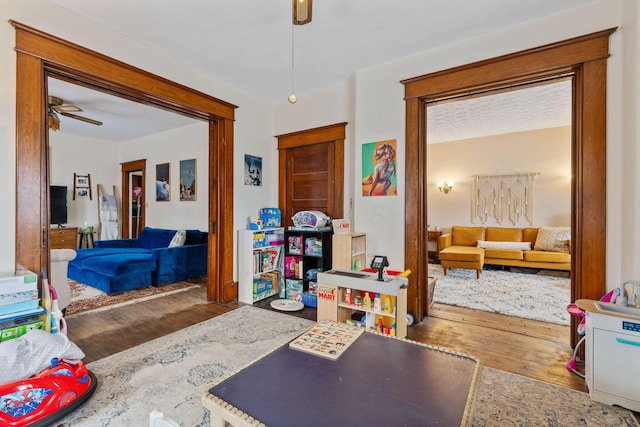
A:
[
  {"left": 0, "top": 358, "right": 97, "bottom": 427},
  {"left": 565, "top": 287, "right": 624, "bottom": 379}
]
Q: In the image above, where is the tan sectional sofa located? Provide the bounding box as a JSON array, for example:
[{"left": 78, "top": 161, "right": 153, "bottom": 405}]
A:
[{"left": 438, "top": 226, "right": 571, "bottom": 278}]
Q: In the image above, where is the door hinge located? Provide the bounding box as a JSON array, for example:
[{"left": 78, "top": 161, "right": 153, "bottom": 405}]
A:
[{"left": 211, "top": 221, "right": 216, "bottom": 234}]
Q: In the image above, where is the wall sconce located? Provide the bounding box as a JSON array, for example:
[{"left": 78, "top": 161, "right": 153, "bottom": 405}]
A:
[{"left": 437, "top": 181, "right": 454, "bottom": 194}]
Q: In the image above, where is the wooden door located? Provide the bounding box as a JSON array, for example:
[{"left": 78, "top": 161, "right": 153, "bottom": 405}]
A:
[
  {"left": 121, "top": 159, "right": 146, "bottom": 239},
  {"left": 277, "top": 123, "right": 346, "bottom": 228}
]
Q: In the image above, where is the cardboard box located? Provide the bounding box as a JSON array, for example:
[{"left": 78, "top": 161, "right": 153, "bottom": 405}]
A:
[
  {"left": 0, "top": 290, "right": 38, "bottom": 307},
  {"left": 0, "top": 269, "right": 39, "bottom": 313},
  {"left": 0, "top": 269, "right": 38, "bottom": 294},
  {"left": 0, "top": 300, "right": 39, "bottom": 316},
  {"left": 0, "top": 314, "right": 45, "bottom": 341}
]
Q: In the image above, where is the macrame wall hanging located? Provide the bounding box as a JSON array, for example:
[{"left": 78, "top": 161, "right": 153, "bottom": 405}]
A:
[{"left": 470, "top": 172, "right": 539, "bottom": 225}]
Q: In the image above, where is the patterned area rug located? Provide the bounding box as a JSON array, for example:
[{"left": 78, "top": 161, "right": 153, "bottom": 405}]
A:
[
  {"left": 56, "top": 306, "right": 638, "bottom": 427},
  {"left": 430, "top": 263, "right": 571, "bottom": 325},
  {"left": 65, "top": 279, "right": 203, "bottom": 318}
]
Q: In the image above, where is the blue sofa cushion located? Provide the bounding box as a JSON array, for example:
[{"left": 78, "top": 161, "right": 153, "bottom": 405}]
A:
[
  {"left": 137, "top": 227, "right": 178, "bottom": 249},
  {"left": 185, "top": 229, "right": 207, "bottom": 245},
  {"left": 73, "top": 247, "right": 149, "bottom": 261},
  {"left": 81, "top": 253, "right": 155, "bottom": 275}
]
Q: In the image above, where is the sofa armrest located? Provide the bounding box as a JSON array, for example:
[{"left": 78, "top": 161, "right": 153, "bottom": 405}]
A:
[
  {"left": 95, "top": 239, "right": 139, "bottom": 249},
  {"left": 151, "top": 244, "right": 208, "bottom": 285},
  {"left": 438, "top": 234, "right": 452, "bottom": 250}
]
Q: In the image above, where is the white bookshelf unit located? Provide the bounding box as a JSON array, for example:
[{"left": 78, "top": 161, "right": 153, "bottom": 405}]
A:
[{"left": 238, "top": 228, "right": 285, "bottom": 304}]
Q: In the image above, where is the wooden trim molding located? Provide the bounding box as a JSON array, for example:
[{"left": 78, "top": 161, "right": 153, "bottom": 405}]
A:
[
  {"left": 12, "top": 21, "right": 236, "bottom": 303},
  {"left": 276, "top": 122, "right": 348, "bottom": 149},
  {"left": 12, "top": 21, "right": 236, "bottom": 121},
  {"left": 121, "top": 159, "right": 147, "bottom": 239},
  {"left": 402, "top": 29, "right": 615, "bottom": 343}
]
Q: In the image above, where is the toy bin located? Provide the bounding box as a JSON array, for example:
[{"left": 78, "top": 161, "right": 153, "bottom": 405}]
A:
[{"left": 301, "top": 292, "right": 317, "bottom": 308}]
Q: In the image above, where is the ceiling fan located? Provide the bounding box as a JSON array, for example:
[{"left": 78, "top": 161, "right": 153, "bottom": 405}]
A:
[{"left": 48, "top": 95, "right": 103, "bottom": 131}]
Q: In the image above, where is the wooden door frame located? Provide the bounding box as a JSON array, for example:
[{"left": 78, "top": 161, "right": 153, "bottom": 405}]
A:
[
  {"left": 277, "top": 122, "right": 347, "bottom": 226},
  {"left": 121, "top": 159, "right": 146, "bottom": 239},
  {"left": 12, "top": 21, "right": 237, "bottom": 303},
  {"left": 402, "top": 29, "right": 615, "bottom": 346}
]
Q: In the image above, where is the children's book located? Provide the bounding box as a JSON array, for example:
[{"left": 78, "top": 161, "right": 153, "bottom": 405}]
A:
[{"left": 289, "top": 320, "right": 364, "bottom": 360}]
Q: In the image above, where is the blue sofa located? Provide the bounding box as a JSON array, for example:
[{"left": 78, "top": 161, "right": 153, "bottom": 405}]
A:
[{"left": 68, "top": 227, "right": 208, "bottom": 294}]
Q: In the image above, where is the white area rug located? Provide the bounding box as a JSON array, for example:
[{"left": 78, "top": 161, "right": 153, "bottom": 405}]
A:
[
  {"left": 430, "top": 263, "right": 571, "bottom": 325},
  {"left": 56, "top": 306, "right": 638, "bottom": 427}
]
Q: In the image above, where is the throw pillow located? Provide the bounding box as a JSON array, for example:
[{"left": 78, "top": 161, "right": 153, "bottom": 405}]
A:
[
  {"left": 168, "top": 229, "right": 187, "bottom": 247},
  {"left": 477, "top": 240, "right": 531, "bottom": 250},
  {"left": 533, "top": 226, "right": 571, "bottom": 253}
]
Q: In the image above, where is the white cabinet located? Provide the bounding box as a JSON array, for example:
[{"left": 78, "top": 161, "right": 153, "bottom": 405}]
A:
[
  {"left": 584, "top": 311, "right": 640, "bottom": 411},
  {"left": 332, "top": 232, "right": 366, "bottom": 270},
  {"left": 238, "top": 228, "right": 284, "bottom": 304}
]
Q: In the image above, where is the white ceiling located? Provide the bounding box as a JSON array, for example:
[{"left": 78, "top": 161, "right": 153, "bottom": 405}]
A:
[
  {"left": 428, "top": 80, "right": 572, "bottom": 143},
  {"left": 46, "top": 0, "right": 584, "bottom": 141},
  {"left": 48, "top": 78, "right": 198, "bottom": 141}
]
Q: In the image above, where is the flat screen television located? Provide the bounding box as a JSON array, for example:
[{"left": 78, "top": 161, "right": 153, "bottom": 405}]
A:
[{"left": 50, "top": 185, "right": 68, "bottom": 226}]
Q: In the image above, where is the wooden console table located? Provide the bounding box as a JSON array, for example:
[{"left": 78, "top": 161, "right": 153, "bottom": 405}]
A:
[
  {"left": 428, "top": 230, "right": 442, "bottom": 263},
  {"left": 50, "top": 227, "right": 78, "bottom": 249}
]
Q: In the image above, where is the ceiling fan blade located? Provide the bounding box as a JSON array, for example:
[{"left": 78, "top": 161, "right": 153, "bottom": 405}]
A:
[
  {"left": 60, "top": 111, "right": 103, "bottom": 126},
  {"left": 53, "top": 104, "right": 83, "bottom": 113}
]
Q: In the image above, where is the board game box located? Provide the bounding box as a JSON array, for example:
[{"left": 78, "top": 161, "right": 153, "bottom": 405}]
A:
[{"left": 289, "top": 320, "right": 364, "bottom": 360}]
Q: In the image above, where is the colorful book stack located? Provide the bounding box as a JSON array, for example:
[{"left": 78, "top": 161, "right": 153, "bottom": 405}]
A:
[
  {"left": 0, "top": 269, "right": 45, "bottom": 341},
  {"left": 253, "top": 246, "right": 283, "bottom": 274}
]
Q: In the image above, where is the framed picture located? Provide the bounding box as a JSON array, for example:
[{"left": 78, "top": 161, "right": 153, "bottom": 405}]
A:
[
  {"left": 73, "top": 173, "right": 92, "bottom": 200},
  {"left": 156, "top": 163, "right": 170, "bottom": 201},
  {"left": 180, "top": 159, "right": 197, "bottom": 201},
  {"left": 361, "top": 139, "right": 398, "bottom": 197},
  {"left": 244, "top": 154, "right": 262, "bottom": 186},
  {"left": 75, "top": 175, "right": 89, "bottom": 187},
  {"left": 75, "top": 188, "right": 89, "bottom": 199}
]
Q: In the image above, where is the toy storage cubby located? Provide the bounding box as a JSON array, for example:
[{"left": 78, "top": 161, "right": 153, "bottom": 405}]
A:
[
  {"left": 332, "top": 232, "right": 366, "bottom": 270},
  {"left": 238, "top": 228, "right": 285, "bottom": 304},
  {"left": 316, "top": 269, "right": 408, "bottom": 338},
  {"left": 284, "top": 229, "right": 333, "bottom": 305}
]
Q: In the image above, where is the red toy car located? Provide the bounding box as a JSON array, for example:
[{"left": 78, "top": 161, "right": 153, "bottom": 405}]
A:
[{"left": 0, "top": 358, "right": 97, "bottom": 427}]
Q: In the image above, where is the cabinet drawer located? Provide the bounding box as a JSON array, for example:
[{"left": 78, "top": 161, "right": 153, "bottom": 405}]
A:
[
  {"left": 593, "top": 328, "right": 640, "bottom": 403},
  {"left": 50, "top": 228, "right": 78, "bottom": 249}
]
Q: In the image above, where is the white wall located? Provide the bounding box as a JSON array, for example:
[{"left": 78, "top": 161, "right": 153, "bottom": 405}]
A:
[
  {"left": 50, "top": 122, "right": 211, "bottom": 235},
  {"left": 49, "top": 133, "right": 120, "bottom": 229},
  {"left": 0, "top": 0, "right": 273, "bottom": 277},
  {"left": 122, "top": 122, "right": 209, "bottom": 231},
  {"left": 272, "top": 80, "right": 357, "bottom": 223},
  {"left": 427, "top": 127, "right": 571, "bottom": 230}
]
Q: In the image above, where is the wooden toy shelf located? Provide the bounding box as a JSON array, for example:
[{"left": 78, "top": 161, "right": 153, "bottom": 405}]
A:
[{"left": 316, "top": 268, "right": 408, "bottom": 338}]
